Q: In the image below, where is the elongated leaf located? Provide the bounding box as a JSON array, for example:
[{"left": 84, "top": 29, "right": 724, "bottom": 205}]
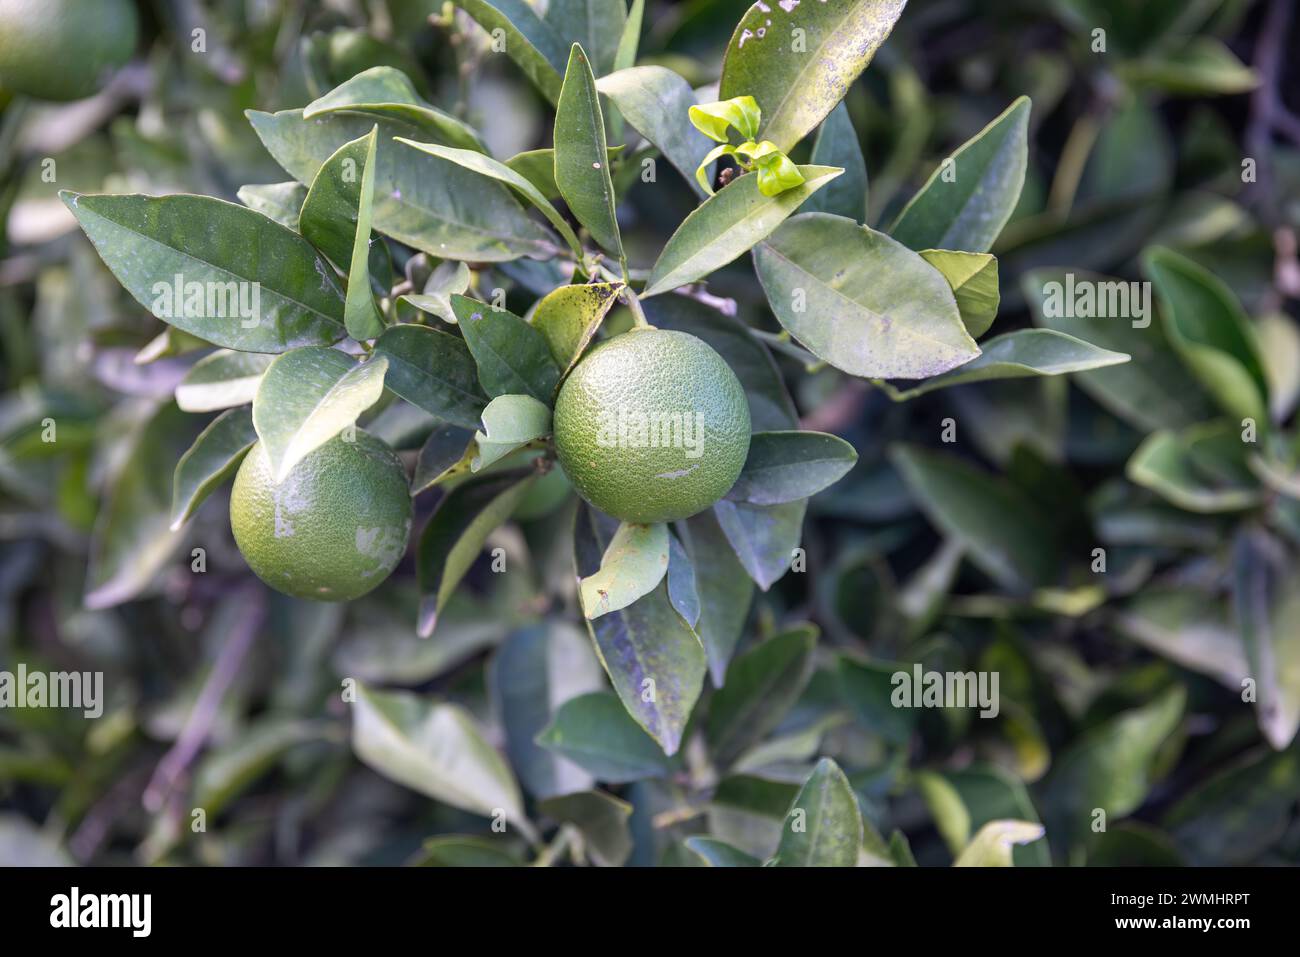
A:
[
  {"left": 63, "top": 192, "right": 346, "bottom": 353},
  {"left": 545, "top": 0, "right": 626, "bottom": 77},
  {"left": 343, "top": 129, "right": 384, "bottom": 339},
  {"left": 579, "top": 521, "right": 670, "bottom": 620},
  {"left": 712, "top": 498, "right": 806, "bottom": 591},
  {"left": 503, "top": 146, "right": 621, "bottom": 201},
  {"left": 1231, "top": 529, "right": 1300, "bottom": 749},
  {"left": 890, "top": 445, "right": 1060, "bottom": 592},
  {"left": 803, "top": 103, "right": 868, "bottom": 220},
  {"left": 614, "top": 0, "right": 644, "bottom": 73},
  {"left": 451, "top": 295, "right": 561, "bottom": 403},
  {"left": 1127, "top": 426, "right": 1263, "bottom": 513},
  {"left": 719, "top": 0, "right": 906, "bottom": 152},
  {"left": 252, "top": 348, "right": 388, "bottom": 482},
  {"left": 170, "top": 408, "right": 257, "bottom": 529},
  {"left": 953, "top": 821, "right": 1045, "bottom": 867},
  {"left": 890, "top": 97, "right": 1031, "bottom": 253},
  {"left": 536, "top": 691, "right": 673, "bottom": 782},
  {"left": 416, "top": 836, "right": 521, "bottom": 867},
  {"left": 727, "top": 431, "right": 857, "bottom": 506},
  {"left": 771, "top": 758, "right": 863, "bottom": 867},
  {"left": 372, "top": 324, "right": 487, "bottom": 430},
  {"left": 236, "top": 181, "right": 307, "bottom": 228},
  {"left": 679, "top": 509, "right": 754, "bottom": 685},
  {"left": 838, "top": 655, "right": 918, "bottom": 746},
  {"left": 394, "top": 139, "right": 583, "bottom": 262},
  {"left": 1117, "top": 37, "right": 1259, "bottom": 96},
  {"left": 919, "top": 249, "right": 999, "bottom": 338},
  {"left": 1024, "top": 267, "right": 1216, "bottom": 430},
  {"left": 302, "top": 66, "right": 484, "bottom": 151},
  {"left": 457, "top": 0, "right": 567, "bottom": 103},
  {"left": 412, "top": 424, "right": 478, "bottom": 494},
  {"left": 175, "top": 350, "right": 272, "bottom": 412},
  {"left": 575, "top": 505, "right": 706, "bottom": 754},
  {"left": 193, "top": 718, "right": 317, "bottom": 816},
  {"left": 686, "top": 837, "right": 760, "bottom": 867},
  {"left": 756, "top": 212, "right": 978, "bottom": 379},
  {"left": 248, "top": 109, "right": 554, "bottom": 262},
  {"left": 596, "top": 66, "right": 713, "bottom": 197},
  {"left": 417, "top": 470, "right": 536, "bottom": 636},
  {"left": 472, "top": 394, "right": 551, "bottom": 471},
  {"left": 707, "top": 625, "right": 817, "bottom": 768},
  {"left": 530, "top": 282, "right": 623, "bottom": 374},
  {"left": 1144, "top": 246, "right": 1268, "bottom": 424},
  {"left": 555, "top": 44, "right": 623, "bottom": 259},
  {"left": 945, "top": 765, "right": 1051, "bottom": 867},
  {"left": 643, "top": 166, "right": 842, "bottom": 298},
  {"left": 878, "top": 330, "right": 1129, "bottom": 400},
  {"left": 490, "top": 622, "right": 604, "bottom": 799},
  {"left": 538, "top": 790, "right": 634, "bottom": 867},
  {"left": 351, "top": 683, "right": 530, "bottom": 835}
]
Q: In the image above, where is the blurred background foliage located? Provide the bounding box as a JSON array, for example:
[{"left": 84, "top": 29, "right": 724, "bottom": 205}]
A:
[{"left": 1, "top": 0, "right": 1299, "bottom": 867}]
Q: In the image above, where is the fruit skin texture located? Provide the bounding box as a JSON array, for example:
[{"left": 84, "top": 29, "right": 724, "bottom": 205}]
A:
[
  {"left": 0, "top": 0, "right": 138, "bottom": 101},
  {"left": 230, "top": 431, "right": 412, "bottom": 602},
  {"left": 554, "top": 328, "right": 751, "bottom": 523}
]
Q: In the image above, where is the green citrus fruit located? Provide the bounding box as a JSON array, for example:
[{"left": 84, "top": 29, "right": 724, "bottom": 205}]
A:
[
  {"left": 553, "top": 328, "right": 751, "bottom": 523},
  {"left": 0, "top": 0, "right": 138, "bottom": 101},
  {"left": 230, "top": 430, "right": 412, "bottom": 602}
]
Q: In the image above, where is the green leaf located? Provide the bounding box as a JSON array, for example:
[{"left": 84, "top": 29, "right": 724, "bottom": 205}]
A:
[
  {"left": 1024, "top": 267, "right": 1217, "bottom": 431},
  {"left": 302, "top": 66, "right": 485, "bottom": 151},
  {"left": 726, "top": 430, "right": 858, "bottom": 506},
  {"left": 915, "top": 770, "right": 972, "bottom": 853},
  {"left": 665, "top": 531, "right": 701, "bottom": 628},
  {"left": 85, "top": 402, "right": 196, "bottom": 610},
  {"left": 877, "top": 329, "right": 1130, "bottom": 401},
  {"left": 489, "top": 622, "right": 605, "bottom": 799},
  {"left": 502, "top": 146, "right": 622, "bottom": 201},
  {"left": 416, "top": 836, "right": 522, "bottom": 867},
  {"left": 707, "top": 774, "right": 801, "bottom": 859},
  {"left": 340, "top": 128, "right": 385, "bottom": 340},
  {"left": 451, "top": 295, "right": 561, "bottom": 403},
  {"left": 536, "top": 691, "right": 673, "bottom": 782},
  {"left": 1117, "top": 37, "right": 1259, "bottom": 96},
  {"left": 247, "top": 109, "right": 554, "bottom": 262},
  {"left": 712, "top": 498, "right": 806, "bottom": 592},
  {"left": 945, "top": 765, "right": 1051, "bottom": 867},
  {"left": 236, "top": 181, "right": 307, "bottom": 228},
  {"left": 538, "top": 790, "right": 634, "bottom": 867},
  {"left": 417, "top": 470, "right": 536, "bottom": 636},
  {"left": 837, "top": 655, "right": 917, "bottom": 746},
  {"left": 1144, "top": 246, "right": 1269, "bottom": 424},
  {"left": 771, "top": 758, "right": 863, "bottom": 867},
  {"left": 193, "top": 718, "right": 317, "bottom": 817},
  {"left": 642, "top": 165, "right": 843, "bottom": 298},
  {"left": 1231, "top": 529, "right": 1300, "bottom": 749},
  {"left": 399, "top": 260, "right": 471, "bottom": 324},
  {"left": 1045, "top": 686, "right": 1185, "bottom": 843},
  {"left": 412, "top": 424, "right": 478, "bottom": 494},
  {"left": 679, "top": 509, "right": 755, "bottom": 686},
  {"left": 579, "top": 521, "right": 670, "bottom": 620},
  {"left": 918, "top": 249, "right": 999, "bottom": 339},
  {"left": 169, "top": 407, "right": 257, "bottom": 530},
  {"left": 689, "top": 96, "right": 761, "bottom": 143},
  {"left": 175, "top": 350, "right": 272, "bottom": 413},
  {"left": 1127, "top": 424, "right": 1263, "bottom": 514},
  {"left": 596, "top": 66, "right": 714, "bottom": 197},
  {"left": 530, "top": 281, "right": 623, "bottom": 375},
  {"left": 555, "top": 44, "right": 623, "bottom": 260},
  {"left": 372, "top": 324, "right": 487, "bottom": 430},
  {"left": 545, "top": 0, "right": 626, "bottom": 77},
  {"left": 707, "top": 625, "right": 817, "bottom": 768},
  {"left": 394, "top": 139, "right": 583, "bottom": 263},
  {"left": 685, "top": 837, "right": 760, "bottom": 867},
  {"left": 755, "top": 213, "right": 978, "bottom": 379},
  {"left": 719, "top": 0, "right": 906, "bottom": 153},
  {"left": 350, "top": 682, "right": 531, "bottom": 836},
  {"left": 575, "top": 505, "right": 706, "bottom": 755},
  {"left": 252, "top": 347, "right": 388, "bottom": 482},
  {"left": 890, "top": 97, "right": 1031, "bottom": 253},
  {"left": 613, "top": 0, "right": 644, "bottom": 73},
  {"left": 802, "top": 103, "right": 868, "bottom": 221},
  {"left": 889, "top": 445, "right": 1060, "bottom": 592},
  {"left": 62, "top": 192, "right": 346, "bottom": 353},
  {"left": 953, "top": 820, "right": 1046, "bottom": 867},
  {"left": 457, "top": 0, "right": 567, "bottom": 103},
  {"left": 472, "top": 394, "right": 551, "bottom": 472}
]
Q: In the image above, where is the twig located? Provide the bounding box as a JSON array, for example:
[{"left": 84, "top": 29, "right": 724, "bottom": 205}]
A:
[
  {"left": 142, "top": 585, "right": 266, "bottom": 813},
  {"left": 1244, "top": 0, "right": 1294, "bottom": 218}
]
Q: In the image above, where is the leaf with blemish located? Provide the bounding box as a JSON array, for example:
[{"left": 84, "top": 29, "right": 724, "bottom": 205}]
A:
[{"left": 579, "top": 521, "right": 670, "bottom": 620}]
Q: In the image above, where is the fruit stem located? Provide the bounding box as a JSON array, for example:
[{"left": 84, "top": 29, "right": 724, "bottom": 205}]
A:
[{"left": 623, "top": 288, "right": 652, "bottom": 329}]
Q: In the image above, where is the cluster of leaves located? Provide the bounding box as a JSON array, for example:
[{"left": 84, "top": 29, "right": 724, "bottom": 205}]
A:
[{"left": 2, "top": 0, "right": 1299, "bottom": 867}]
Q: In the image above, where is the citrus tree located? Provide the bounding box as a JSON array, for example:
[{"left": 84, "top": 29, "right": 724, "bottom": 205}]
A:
[{"left": 2, "top": 0, "right": 1299, "bottom": 868}]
